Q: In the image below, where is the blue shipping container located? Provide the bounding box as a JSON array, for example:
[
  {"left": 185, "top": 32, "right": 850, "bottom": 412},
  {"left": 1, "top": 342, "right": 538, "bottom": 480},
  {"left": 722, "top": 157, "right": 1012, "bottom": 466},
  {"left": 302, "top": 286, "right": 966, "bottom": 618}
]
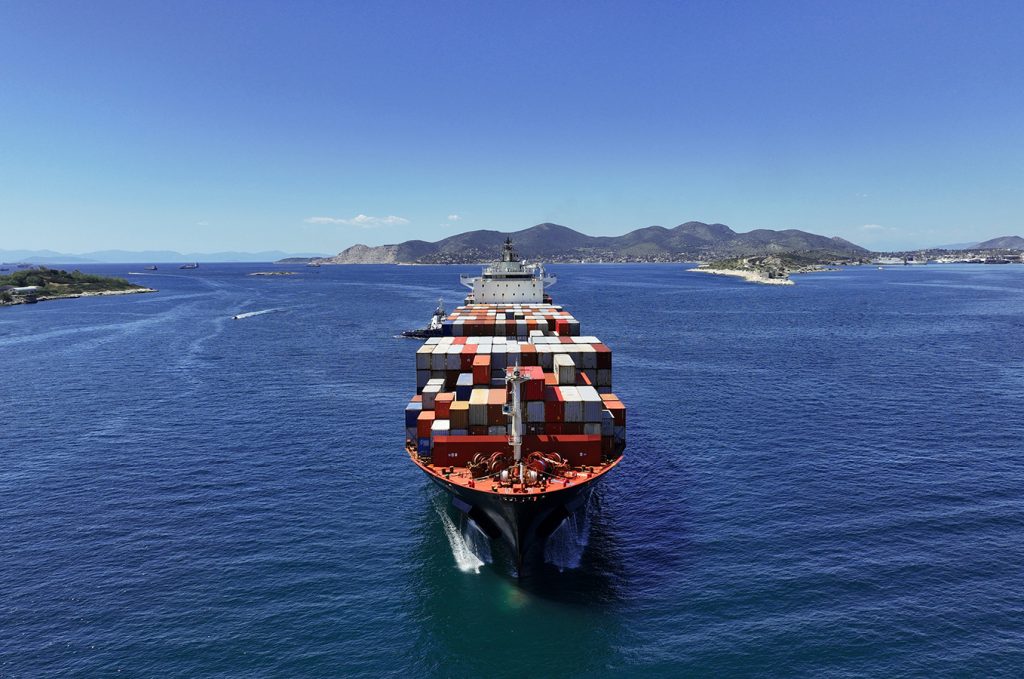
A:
[
  {"left": 405, "top": 401, "right": 423, "bottom": 428},
  {"left": 455, "top": 373, "right": 473, "bottom": 400}
]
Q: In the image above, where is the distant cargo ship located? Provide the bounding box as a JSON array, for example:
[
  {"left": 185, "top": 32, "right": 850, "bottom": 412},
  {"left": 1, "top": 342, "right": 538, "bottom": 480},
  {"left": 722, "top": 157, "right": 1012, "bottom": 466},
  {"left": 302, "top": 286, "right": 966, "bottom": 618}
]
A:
[
  {"left": 405, "top": 239, "right": 626, "bottom": 572},
  {"left": 179, "top": 263, "right": 199, "bottom": 269}
]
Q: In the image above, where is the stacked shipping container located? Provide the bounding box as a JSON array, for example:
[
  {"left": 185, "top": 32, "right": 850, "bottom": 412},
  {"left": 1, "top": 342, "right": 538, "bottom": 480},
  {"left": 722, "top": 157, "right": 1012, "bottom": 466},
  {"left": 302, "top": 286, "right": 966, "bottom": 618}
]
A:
[{"left": 407, "top": 303, "right": 626, "bottom": 469}]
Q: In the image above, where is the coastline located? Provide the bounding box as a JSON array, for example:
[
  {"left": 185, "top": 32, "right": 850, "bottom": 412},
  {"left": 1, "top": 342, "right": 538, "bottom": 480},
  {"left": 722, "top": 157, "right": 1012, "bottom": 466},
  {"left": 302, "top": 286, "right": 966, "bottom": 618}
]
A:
[
  {"left": 1, "top": 287, "right": 157, "bottom": 307},
  {"left": 688, "top": 267, "right": 795, "bottom": 286}
]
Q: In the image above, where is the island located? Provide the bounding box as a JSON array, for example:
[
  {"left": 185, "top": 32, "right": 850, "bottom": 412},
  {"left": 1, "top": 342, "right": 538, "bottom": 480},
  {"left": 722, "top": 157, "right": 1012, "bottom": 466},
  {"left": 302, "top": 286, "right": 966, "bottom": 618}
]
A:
[
  {"left": 690, "top": 254, "right": 836, "bottom": 286},
  {"left": 0, "top": 267, "right": 155, "bottom": 306}
]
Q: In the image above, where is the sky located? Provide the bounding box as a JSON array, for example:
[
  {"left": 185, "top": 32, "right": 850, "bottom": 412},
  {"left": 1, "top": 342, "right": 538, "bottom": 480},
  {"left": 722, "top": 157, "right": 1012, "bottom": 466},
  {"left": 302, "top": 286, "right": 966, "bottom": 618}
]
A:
[{"left": 1, "top": 0, "right": 1022, "bottom": 253}]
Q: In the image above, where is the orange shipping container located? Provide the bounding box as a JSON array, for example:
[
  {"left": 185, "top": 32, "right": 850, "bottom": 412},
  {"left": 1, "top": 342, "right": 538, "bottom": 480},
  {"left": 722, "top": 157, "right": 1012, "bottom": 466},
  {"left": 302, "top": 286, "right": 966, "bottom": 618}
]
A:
[
  {"left": 435, "top": 392, "right": 454, "bottom": 419},
  {"left": 472, "top": 355, "right": 491, "bottom": 384},
  {"left": 417, "top": 410, "right": 436, "bottom": 438}
]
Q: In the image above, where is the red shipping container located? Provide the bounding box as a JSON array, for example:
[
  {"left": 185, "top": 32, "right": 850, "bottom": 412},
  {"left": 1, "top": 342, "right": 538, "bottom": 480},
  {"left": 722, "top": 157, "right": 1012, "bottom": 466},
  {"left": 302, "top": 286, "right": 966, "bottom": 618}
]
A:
[
  {"left": 460, "top": 349, "right": 476, "bottom": 372},
  {"left": 412, "top": 394, "right": 423, "bottom": 403},
  {"left": 562, "top": 423, "right": 584, "bottom": 435},
  {"left": 520, "top": 344, "right": 537, "bottom": 366},
  {"left": 506, "top": 366, "right": 544, "bottom": 401},
  {"left": 544, "top": 386, "right": 564, "bottom": 423},
  {"left": 523, "top": 434, "right": 602, "bottom": 466},
  {"left": 435, "top": 392, "right": 454, "bottom": 419},
  {"left": 431, "top": 435, "right": 508, "bottom": 467},
  {"left": 555, "top": 319, "right": 570, "bottom": 336},
  {"left": 468, "top": 425, "right": 489, "bottom": 436},
  {"left": 417, "top": 410, "right": 436, "bottom": 438},
  {"left": 472, "top": 355, "right": 491, "bottom": 384},
  {"left": 546, "top": 423, "right": 563, "bottom": 435},
  {"left": 486, "top": 388, "right": 506, "bottom": 425}
]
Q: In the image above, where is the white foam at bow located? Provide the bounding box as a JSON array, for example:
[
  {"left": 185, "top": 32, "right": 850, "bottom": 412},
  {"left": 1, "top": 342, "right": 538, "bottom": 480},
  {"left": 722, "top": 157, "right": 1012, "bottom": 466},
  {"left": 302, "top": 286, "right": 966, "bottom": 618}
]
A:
[{"left": 434, "top": 499, "right": 490, "bottom": 574}]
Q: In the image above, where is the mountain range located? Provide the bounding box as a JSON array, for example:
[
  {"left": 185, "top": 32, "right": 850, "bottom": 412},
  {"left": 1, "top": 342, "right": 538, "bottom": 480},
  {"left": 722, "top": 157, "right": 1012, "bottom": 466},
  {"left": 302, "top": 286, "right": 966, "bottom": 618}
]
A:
[
  {"left": 974, "top": 235, "right": 1024, "bottom": 249},
  {"left": 0, "top": 249, "right": 328, "bottom": 264},
  {"left": 314, "top": 222, "right": 869, "bottom": 264}
]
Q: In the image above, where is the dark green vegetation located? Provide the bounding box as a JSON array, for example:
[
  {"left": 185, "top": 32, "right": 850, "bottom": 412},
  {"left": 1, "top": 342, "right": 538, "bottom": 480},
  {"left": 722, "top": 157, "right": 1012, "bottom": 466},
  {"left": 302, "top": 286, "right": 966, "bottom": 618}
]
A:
[
  {"left": 707, "top": 253, "right": 826, "bottom": 271},
  {"left": 313, "top": 222, "right": 868, "bottom": 264},
  {"left": 0, "top": 267, "right": 145, "bottom": 304}
]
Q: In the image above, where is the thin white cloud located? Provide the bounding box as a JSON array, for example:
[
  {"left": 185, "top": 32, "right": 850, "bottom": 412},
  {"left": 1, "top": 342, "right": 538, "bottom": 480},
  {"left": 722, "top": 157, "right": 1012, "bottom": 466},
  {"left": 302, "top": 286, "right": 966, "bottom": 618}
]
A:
[
  {"left": 447, "top": 214, "right": 462, "bottom": 222},
  {"left": 861, "top": 224, "right": 886, "bottom": 230},
  {"left": 305, "top": 214, "right": 410, "bottom": 227},
  {"left": 197, "top": 221, "right": 209, "bottom": 226}
]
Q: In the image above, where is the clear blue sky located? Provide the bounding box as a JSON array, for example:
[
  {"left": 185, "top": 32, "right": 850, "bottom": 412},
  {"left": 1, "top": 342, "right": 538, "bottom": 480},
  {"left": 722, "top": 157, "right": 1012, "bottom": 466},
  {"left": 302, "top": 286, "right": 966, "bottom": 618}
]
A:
[{"left": 2, "top": 1, "right": 1022, "bottom": 253}]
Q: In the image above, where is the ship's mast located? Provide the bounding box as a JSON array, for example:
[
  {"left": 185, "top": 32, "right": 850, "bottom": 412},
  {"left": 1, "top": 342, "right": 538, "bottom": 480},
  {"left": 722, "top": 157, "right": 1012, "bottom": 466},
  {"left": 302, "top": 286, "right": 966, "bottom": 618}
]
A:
[{"left": 504, "top": 365, "right": 529, "bottom": 484}]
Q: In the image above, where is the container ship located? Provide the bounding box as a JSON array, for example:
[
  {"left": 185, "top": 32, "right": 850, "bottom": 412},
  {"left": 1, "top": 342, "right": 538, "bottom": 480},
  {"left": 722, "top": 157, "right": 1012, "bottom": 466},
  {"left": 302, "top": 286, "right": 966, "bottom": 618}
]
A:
[{"left": 405, "top": 239, "right": 626, "bottom": 571}]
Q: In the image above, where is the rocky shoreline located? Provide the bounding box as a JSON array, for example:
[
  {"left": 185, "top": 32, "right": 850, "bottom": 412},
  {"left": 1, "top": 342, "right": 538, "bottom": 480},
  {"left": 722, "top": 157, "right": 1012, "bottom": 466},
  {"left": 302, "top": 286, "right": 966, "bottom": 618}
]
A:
[
  {"left": 690, "top": 267, "right": 795, "bottom": 285},
  {"left": 1, "top": 287, "right": 157, "bottom": 306}
]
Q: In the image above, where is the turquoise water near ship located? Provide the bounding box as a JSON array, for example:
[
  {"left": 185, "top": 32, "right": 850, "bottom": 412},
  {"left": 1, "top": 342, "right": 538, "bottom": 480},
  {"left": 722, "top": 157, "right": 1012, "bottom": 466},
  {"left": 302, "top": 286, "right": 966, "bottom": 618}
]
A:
[{"left": 2, "top": 263, "right": 1022, "bottom": 677}]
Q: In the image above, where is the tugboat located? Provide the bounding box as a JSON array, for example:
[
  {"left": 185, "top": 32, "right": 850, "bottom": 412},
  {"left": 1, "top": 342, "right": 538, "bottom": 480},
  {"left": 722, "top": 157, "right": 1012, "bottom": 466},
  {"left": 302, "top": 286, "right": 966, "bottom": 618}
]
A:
[
  {"left": 405, "top": 239, "right": 626, "bottom": 573},
  {"left": 401, "top": 299, "right": 447, "bottom": 338},
  {"left": 145, "top": 265, "right": 158, "bottom": 271},
  {"left": 179, "top": 262, "right": 199, "bottom": 270}
]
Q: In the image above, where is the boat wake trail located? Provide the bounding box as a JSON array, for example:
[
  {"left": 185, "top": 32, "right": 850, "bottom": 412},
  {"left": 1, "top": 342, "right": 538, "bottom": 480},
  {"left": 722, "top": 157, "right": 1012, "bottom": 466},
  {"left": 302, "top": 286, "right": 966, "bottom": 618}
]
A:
[
  {"left": 433, "top": 497, "right": 491, "bottom": 573},
  {"left": 544, "top": 492, "right": 594, "bottom": 571},
  {"left": 232, "top": 308, "right": 284, "bottom": 320}
]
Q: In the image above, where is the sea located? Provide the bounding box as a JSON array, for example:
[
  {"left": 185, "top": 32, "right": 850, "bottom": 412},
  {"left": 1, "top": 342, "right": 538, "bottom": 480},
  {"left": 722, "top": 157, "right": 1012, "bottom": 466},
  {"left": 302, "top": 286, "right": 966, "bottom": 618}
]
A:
[{"left": 2, "top": 262, "right": 1022, "bottom": 677}]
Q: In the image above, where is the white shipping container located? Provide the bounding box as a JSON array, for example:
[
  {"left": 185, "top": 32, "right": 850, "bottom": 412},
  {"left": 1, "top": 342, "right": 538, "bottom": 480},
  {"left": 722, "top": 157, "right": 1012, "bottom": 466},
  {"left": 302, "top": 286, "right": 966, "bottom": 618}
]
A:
[
  {"left": 578, "top": 345, "right": 597, "bottom": 370},
  {"left": 450, "top": 429, "right": 469, "bottom": 437},
  {"left": 553, "top": 353, "right": 576, "bottom": 385},
  {"left": 430, "top": 345, "right": 447, "bottom": 371},
  {"left": 537, "top": 345, "right": 554, "bottom": 369},
  {"left": 468, "top": 388, "right": 489, "bottom": 426},
  {"left": 446, "top": 345, "right": 463, "bottom": 370},
  {"left": 422, "top": 383, "right": 442, "bottom": 410},
  {"left": 431, "top": 419, "right": 451, "bottom": 434},
  {"left": 577, "top": 386, "right": 604, "bottom": 422},
  {"left": 425, "top": 337, "right": 444, "bottom": 345},
  {"left": 561, "top": 386, "right": 583, "bottom": 422},
  {"left": 526, "top": 401, "right": 545, "bottom": 423},
  {"left": 416, "top": 345, "right": 433, "bottom": 370},
  {"left": 573, "top": 336, "right": 601, "bottom": 344}
]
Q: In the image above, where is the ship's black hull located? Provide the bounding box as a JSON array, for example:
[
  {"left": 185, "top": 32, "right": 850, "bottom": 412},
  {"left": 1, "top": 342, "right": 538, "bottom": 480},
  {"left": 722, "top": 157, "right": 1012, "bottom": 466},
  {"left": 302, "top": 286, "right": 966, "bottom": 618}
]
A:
[{"left": 428, "top": 475, "right": 596, "bottom": 573}]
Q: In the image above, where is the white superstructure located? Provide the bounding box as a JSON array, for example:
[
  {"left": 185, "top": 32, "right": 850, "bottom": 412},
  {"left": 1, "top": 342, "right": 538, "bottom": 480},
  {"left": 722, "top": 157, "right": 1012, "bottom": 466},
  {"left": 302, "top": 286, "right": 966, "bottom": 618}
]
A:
[{"left": 460, "top": 238, "right": 556, "bottom": 304}]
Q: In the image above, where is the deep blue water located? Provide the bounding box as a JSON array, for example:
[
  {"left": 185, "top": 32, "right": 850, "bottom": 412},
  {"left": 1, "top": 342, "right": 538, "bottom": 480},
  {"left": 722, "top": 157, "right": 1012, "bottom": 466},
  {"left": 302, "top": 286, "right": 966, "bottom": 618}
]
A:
[{"left": 2, "top": 263, "right": 1023, "bottom": 677}]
